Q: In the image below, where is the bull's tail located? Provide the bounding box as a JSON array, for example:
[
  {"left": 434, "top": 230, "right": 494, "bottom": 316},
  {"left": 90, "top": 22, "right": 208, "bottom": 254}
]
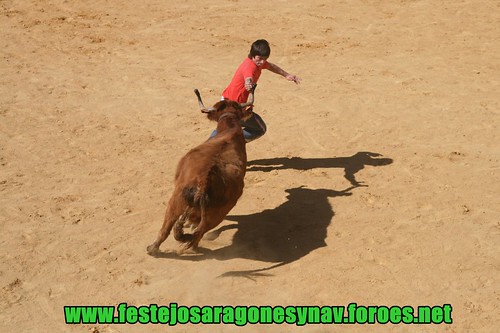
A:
[
  {"left": 174, "top": 184, "right": 209, "bottom": 248},
  {"left": 188, "top": 192, "right": 208, "bottom": 249}
]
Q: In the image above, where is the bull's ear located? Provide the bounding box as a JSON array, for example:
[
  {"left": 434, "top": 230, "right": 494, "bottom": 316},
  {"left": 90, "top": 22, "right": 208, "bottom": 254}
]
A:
[
  {"left": 241, "top": 105, "right": 254, "bottom": 121},
  {"left": 205, "top": 108, "right": 220, "bottom": 121},
  {"left": 216, "top": 100, "right": 230, "bottom": 112}
]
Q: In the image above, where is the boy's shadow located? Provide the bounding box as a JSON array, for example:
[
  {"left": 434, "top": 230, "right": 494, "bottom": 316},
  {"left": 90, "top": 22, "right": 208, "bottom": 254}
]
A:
[{"left": 247, "top": 152, "right": 393, "bottom": 187}]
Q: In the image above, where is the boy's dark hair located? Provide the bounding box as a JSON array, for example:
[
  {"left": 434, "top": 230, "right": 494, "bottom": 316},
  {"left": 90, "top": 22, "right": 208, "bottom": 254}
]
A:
[{"left": 248, "top": 39, "right": 271, "bottom": 58}]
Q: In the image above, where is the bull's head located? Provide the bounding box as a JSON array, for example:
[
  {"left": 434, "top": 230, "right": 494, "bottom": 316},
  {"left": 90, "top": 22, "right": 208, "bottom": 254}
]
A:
[{"left": 194, "top": 85, "right": 256, "bottom": 121}]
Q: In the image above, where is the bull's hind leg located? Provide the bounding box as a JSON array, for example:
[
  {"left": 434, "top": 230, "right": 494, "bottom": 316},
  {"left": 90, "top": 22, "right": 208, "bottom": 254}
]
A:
[
  {"left": 173, "top": 210, "right": 193, "bottom": 244},
  {"left": 183, "top": 198, "right": 209, "bottom": 250},
  {"left": 186, "top": 229, "right": 205, "bottom": 250},
  {"left": 147, "top": 205, "right": 187, "bottom": 255},
  {"left": 185, "top": 207, "right": 225, "bottom": 250}
]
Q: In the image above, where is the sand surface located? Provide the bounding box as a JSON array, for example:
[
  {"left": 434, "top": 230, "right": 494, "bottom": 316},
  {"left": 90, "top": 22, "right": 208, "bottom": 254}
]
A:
[{"left": 1, "top": 1, "right": 499, "bottom": 332}]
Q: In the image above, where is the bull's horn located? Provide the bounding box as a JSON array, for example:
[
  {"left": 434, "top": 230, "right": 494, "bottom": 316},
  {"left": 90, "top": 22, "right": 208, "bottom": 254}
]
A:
[
  {"left": 194, "top": 89, "right": 208, "bottom": 112},
  {"left": 239, "top": 84, "right": 257, "bottom": 108}
]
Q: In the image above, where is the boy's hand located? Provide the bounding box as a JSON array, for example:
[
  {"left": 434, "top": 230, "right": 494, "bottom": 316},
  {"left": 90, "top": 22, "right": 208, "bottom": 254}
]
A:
[
  {"left": 244, "top": 77, "right": 254, "bottom": 91},
  {"left": 286, "top": 74, "right": 301, "bottom": 84}
]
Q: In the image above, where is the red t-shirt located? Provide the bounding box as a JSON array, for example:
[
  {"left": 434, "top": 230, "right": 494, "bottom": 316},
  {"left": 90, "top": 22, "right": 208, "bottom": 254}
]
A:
[{"left": 222, "top": 57, "right": 269, "bottom": 103}]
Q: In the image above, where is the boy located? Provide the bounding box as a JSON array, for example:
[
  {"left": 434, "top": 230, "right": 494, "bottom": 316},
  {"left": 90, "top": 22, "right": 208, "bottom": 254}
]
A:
[{"left": 210, "top": 39, "right": 301, "bottom": 142}]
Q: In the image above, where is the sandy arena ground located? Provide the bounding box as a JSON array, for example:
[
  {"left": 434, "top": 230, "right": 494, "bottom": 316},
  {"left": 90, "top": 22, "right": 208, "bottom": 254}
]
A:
[{"left": 1, "top": 0, "right": 499, "bottom": 332}]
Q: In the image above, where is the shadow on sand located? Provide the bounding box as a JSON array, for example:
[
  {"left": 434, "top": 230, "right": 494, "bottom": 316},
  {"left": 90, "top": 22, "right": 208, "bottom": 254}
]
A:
[
  {"left": 154, "top": 152, "right": 393, "bottom": 279},
  {"left": 247, "top": 152, "right": 393, "bottom": 186}
]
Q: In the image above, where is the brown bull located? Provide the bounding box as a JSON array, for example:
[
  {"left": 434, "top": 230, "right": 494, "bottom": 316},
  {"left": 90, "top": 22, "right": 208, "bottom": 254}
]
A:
[{"left": 146, "top": 87, "right": 255, "bottom": 255}]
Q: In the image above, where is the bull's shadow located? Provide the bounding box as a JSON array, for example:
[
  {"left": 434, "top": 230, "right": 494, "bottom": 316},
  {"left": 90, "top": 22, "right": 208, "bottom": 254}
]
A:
[
  {"left": 247, "top": 152, "right": 393, "bottom": 187},
  {"left": 205, "top": 186, "right": 355, "bottom": 273}
]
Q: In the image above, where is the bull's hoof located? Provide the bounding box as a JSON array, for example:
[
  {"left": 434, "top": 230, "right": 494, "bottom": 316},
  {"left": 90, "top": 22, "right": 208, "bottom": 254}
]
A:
[
  {"left": 146, "top": 244, "right": 159, "bottom": 256},
  {"left": 179, "top": 246, "right": 202, "bottom": 255}
]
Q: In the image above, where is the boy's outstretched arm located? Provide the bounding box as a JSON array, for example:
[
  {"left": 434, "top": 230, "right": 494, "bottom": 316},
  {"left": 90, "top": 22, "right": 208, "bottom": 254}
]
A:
[{"left": 267, "top": 62, "right": 302, "bottom": 84}]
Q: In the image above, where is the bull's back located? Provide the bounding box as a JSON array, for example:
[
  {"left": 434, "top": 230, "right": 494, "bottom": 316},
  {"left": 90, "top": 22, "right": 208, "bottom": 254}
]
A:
[{"left": 174, "top": 138, "right": 246, "bottom": 208}]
